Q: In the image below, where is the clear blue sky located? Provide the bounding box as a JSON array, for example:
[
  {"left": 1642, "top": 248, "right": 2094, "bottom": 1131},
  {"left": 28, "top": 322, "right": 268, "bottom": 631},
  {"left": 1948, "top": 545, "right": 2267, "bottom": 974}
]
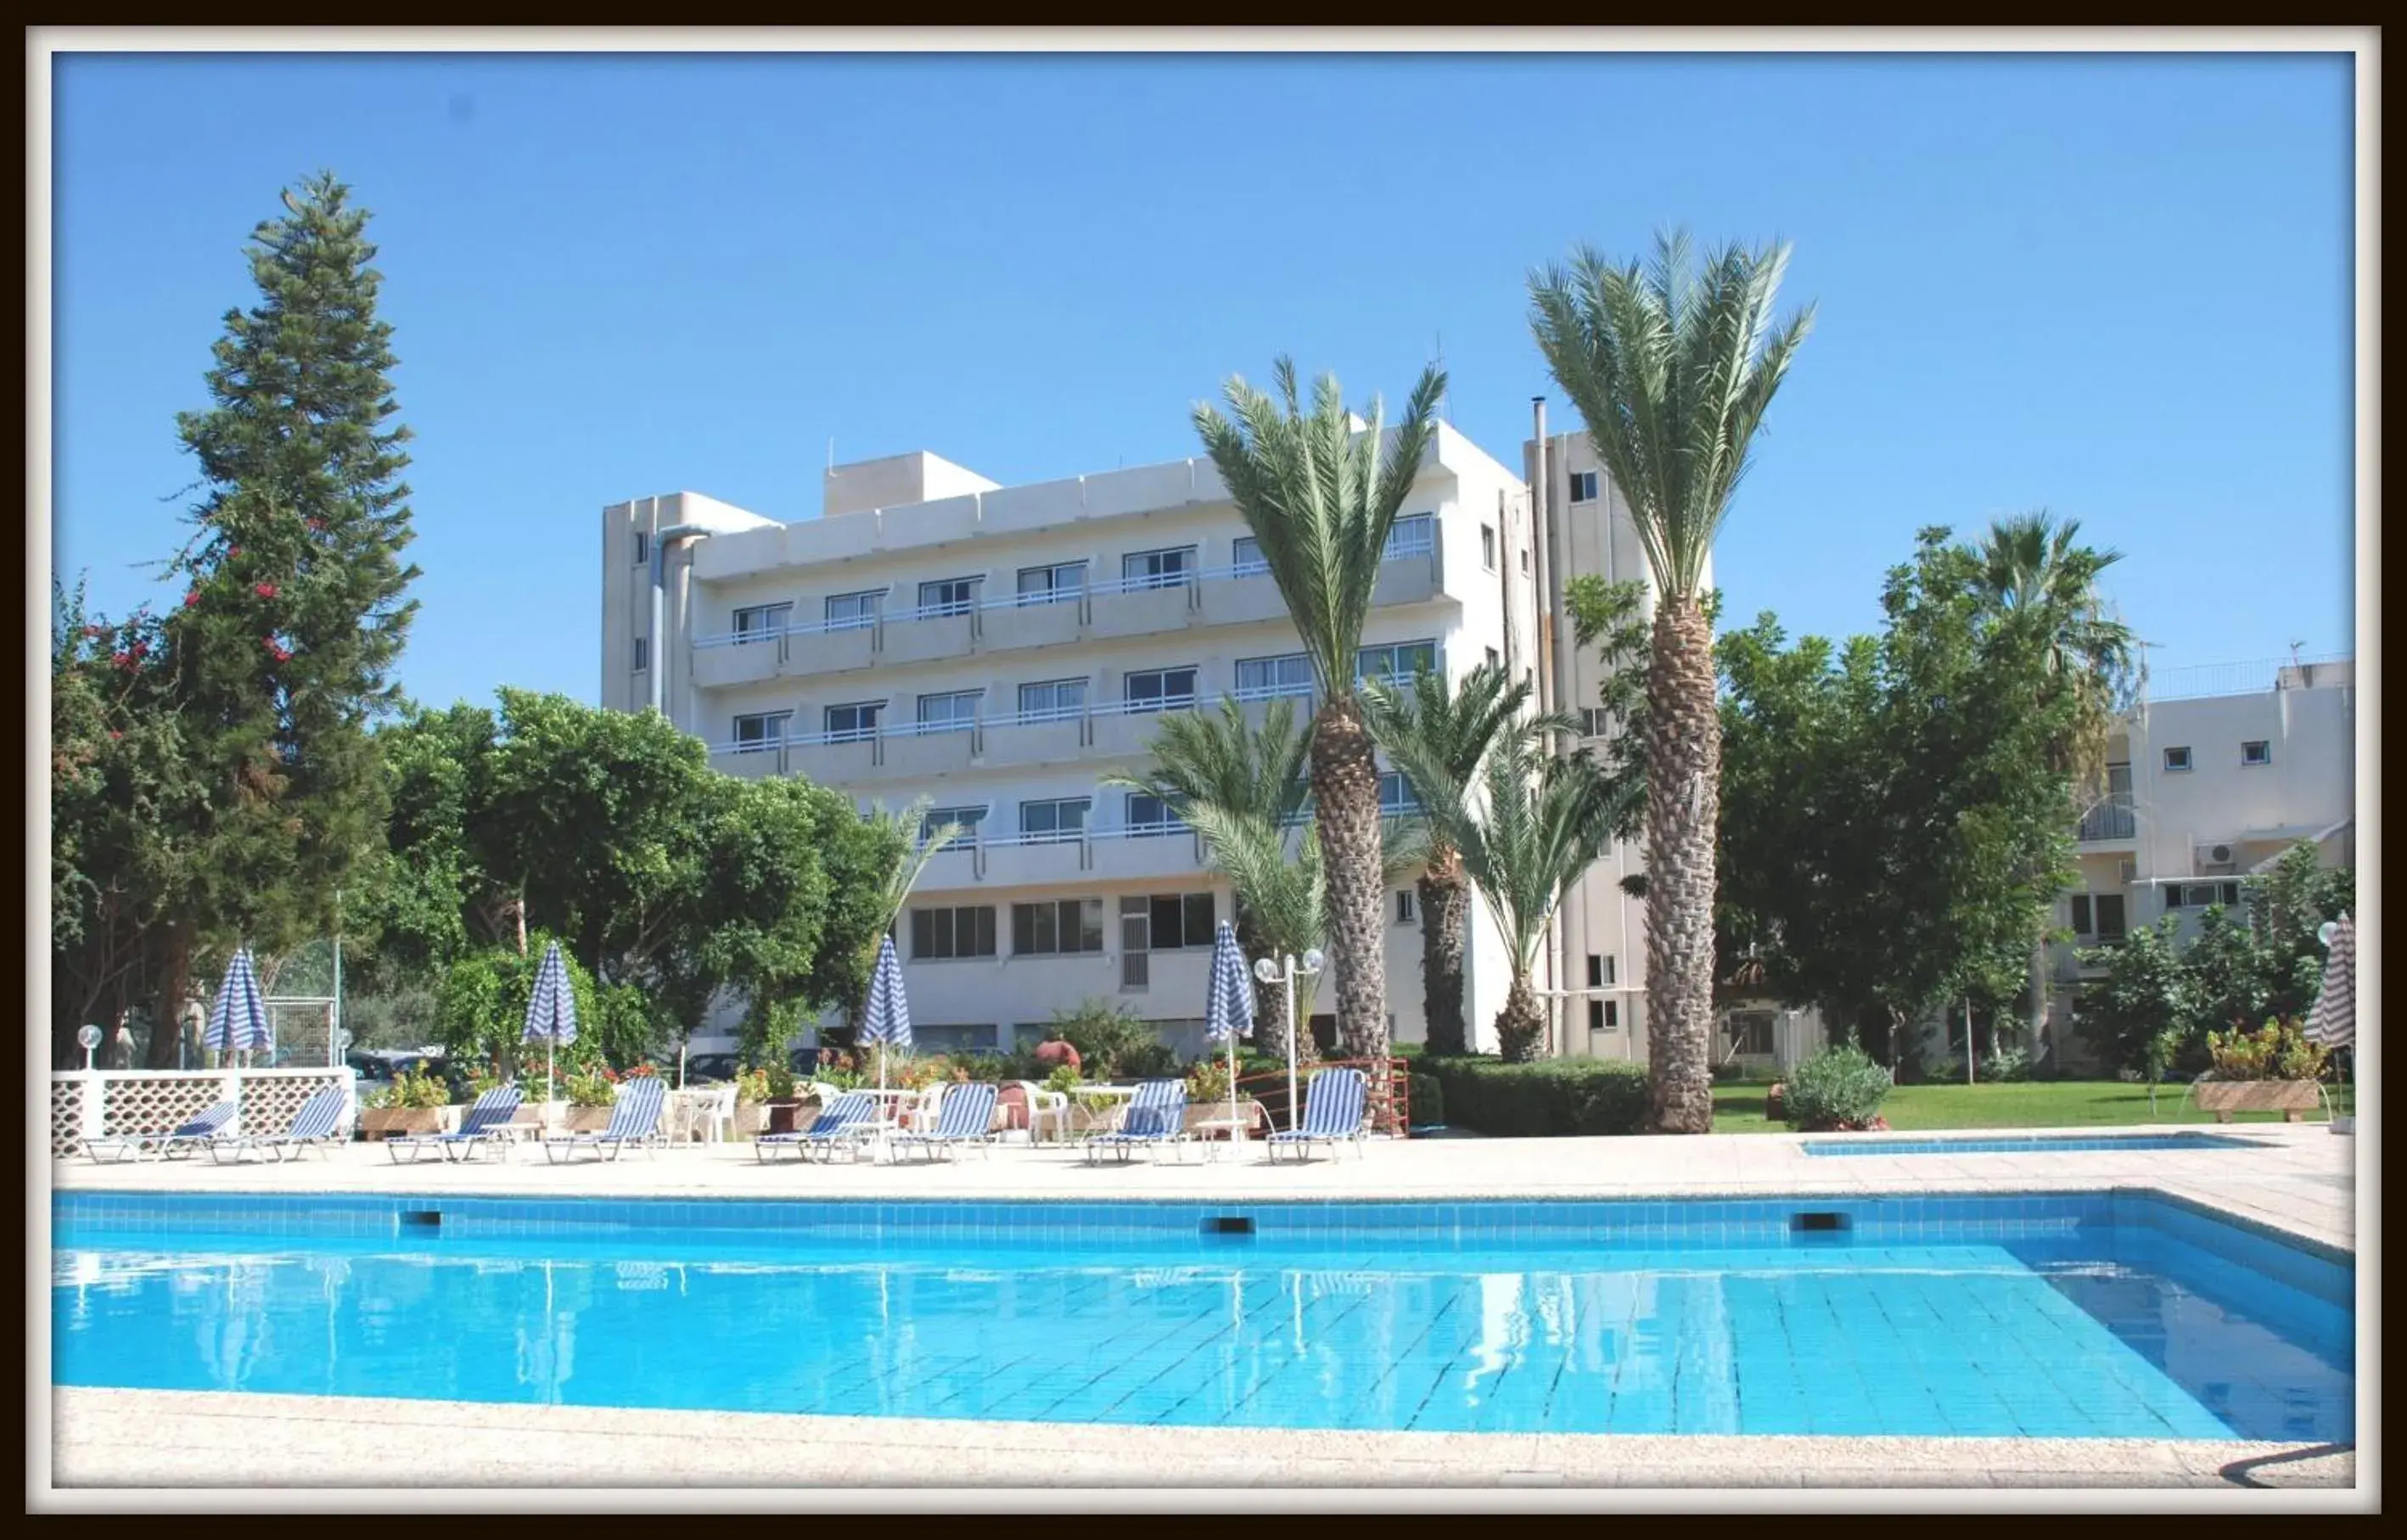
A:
[{"left": 52, "top": 50, "right": 2358, "bottom": 712}]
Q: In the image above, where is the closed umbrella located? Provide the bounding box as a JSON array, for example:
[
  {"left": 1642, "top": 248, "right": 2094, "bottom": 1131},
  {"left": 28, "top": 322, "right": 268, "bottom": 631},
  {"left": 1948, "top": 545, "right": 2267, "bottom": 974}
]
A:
[
  {"left": 859, "top": 936, "right": 912, "bottom": 1144},
  {"left": 522, "top": 941, "right": 578, "bottom": 1105},
  {"left": 2306, "top": 914, "right": 2354, "bottom": 1132},
  {"left": 204, "top": 948, "right": 272, "bottom": 1067},
  {"left": 1204, "top": 921, "right": 1255, "bottom": 1150}
]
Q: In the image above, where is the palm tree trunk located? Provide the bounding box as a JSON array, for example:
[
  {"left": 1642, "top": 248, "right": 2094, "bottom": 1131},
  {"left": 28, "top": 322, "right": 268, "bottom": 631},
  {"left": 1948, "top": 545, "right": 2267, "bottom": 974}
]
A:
[
  {"left": 1417, "top": 848, "right": 1468, "bottom": 1056},
  {"left": 1495, "top": 971, "right": 1546, "bottom": 1063},
  {"left": 1643, "top": 599, "right": 1720, "bottom": 1134},
  {"left": 1310, "top": 697, "right": 1388, "bottom": 1062},
  {"left": 1234, "top": 910, "right": 1312, "bottom": 1067}
]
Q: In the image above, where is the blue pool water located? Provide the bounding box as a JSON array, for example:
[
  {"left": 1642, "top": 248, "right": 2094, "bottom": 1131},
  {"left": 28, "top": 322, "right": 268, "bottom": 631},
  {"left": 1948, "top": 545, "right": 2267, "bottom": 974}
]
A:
[
  {"left": 51, "top": 1192, "right": 2352, "bottom": 1442},
  {"left": 1804, "top": 1134, "right": 2263, "bottom": 1157}
]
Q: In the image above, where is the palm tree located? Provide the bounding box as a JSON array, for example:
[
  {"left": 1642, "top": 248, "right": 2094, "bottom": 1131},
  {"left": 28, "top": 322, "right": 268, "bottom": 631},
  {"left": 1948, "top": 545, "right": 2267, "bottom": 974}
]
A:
[
  {"left": 1362, "top": 662, "right": 1570, "bottom": 1056},
  {"left": 1450, "top": 736, "right": 1619, "bottom": 1061},
  {"left": 1192, "top": 358, "right": 1445, "bottom": 1063},
  {"left": 1530, "top": 230, "right": 1814, "bottom": 1133},
  {"left": 832, "top": 798, "right": 962, "bottom": 1051},
  {"left": 1104, "top": 697, "right": 1316, "bottom": 1061},
  {"left": 1971, "top": 513, "right": 2137, "bottom": 1057}
]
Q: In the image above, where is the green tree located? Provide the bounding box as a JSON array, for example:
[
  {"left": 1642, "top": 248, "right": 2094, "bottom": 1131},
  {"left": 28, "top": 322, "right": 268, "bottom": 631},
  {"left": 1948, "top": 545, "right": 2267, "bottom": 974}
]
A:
[
  {"left": 1105, "top": 697, "right": 1317, "bottom": 1061},
  {"left": 1363, "top": 662, "right": 1563, "bottom": 1056},
  {"left": 1562, "top": 576, "right": 1670, "bottom": 846},
  {"left": 1969, "top": 512, "right": 2137, "bottom": 1049},
  {"left": 1192, "top": 358, "right": 1445, "bottom": 1063},
  {"left": 1450, "top": 736, "right": 1619, "bottom": 1061},
  {"left": 51, "top": 173, "right": 420, "bottom": 1066},
  {"left": 1530, "top": 232, "right": 1815, "bottom": 1131}
]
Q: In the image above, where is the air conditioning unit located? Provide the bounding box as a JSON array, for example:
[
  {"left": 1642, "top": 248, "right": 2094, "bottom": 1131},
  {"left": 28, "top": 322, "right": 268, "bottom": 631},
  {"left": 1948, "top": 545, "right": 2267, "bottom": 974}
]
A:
[
  {"left": 2118, "top": 860, "right": 2139, "bottom": 886},
  {"left": 2193, "top": 840, "right": 2238, "bottom": 874}
]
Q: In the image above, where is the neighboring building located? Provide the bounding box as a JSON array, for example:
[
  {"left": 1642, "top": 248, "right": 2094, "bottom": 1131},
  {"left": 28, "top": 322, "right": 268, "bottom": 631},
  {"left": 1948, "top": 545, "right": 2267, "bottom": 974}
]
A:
[
  {"left": 2039, "top": 654, "right": 2357, "bottom": 1070},
  {"left": 603, "top": 416, "right": 1687, "bottom": 1063}
]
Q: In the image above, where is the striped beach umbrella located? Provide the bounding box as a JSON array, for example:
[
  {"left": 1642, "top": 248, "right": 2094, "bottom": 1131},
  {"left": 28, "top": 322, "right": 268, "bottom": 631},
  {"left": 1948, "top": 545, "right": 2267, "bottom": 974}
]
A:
[
  {"left": 1204, "top": 921, "right": 1255, "bottom": 1145},
  {"left": 204, "top": 948, "right": 272, "bottom": 1062},
  {"left": 521, "top": 940, "right": 578, "bottom": 1098},
  {"left": 859, "top": 934, "right": 912, "bottom": 1109},
  {"left": 2306, "top": 914, "right": 2354, "bottom": 1133}
]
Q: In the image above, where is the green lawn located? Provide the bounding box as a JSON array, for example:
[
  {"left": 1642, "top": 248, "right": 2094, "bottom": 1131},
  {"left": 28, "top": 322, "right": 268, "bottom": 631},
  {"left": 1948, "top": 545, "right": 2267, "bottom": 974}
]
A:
[{"left": 1710, "top": 1078, "right": 2355, "bottom": 1134}]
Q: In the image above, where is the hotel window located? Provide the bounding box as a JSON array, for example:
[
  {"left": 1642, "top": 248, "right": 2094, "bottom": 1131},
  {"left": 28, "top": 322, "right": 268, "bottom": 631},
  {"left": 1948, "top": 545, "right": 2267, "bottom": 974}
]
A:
[
  {"left": 910, "top": 904, "right": 996, "bottom": 961},
  {"left": 1589, "top": 1000, "right": 1619, "bottom": 1032},
  {"left": 1125, "top": 666, "right": 1198, "bottom": 713},
  {"left": 1016, "top": 561, "right": 1086, "bottom": 607},
  {"left": 633, "top": 530, "right": 653, "bottom": 566},
  {"left": 1396, "top": 889, "right": 1417, "bottom": 924},
  {"left": 823, "top": 701, "right": 883, "bottom": 743},
  {"left": 1521, "top": 548, "right": 1532, "bottom": 574},
  {"left": 1019, "top": 798, "right": 1091, "bottom": 844},
  {"left": 1121, "top": 546, "right": 1197, "bottom": 591},
  {"left": 2163, "top": 745, "right": 2193, "bottom": 772},
  {"left": 1568, "top": 470, "right": 1600, "bottom": 504},
  {"left": 1232, "top": 536, "right": 1270, "bottom": 577},
  {"left": 1378, "top": 770, "right": 1422, "bottom": 815},
  {"left": 2241, "top": 740, "right": 2272, "bottom": 767},
  {"left": 917, "top": 576, "right": 979, "bottom": 618},
  {"left": 2168, "top": 882, "right": 2243, "bottom": 911},
  {"left": 1386, "top": 512, "right": 1435, "bottom": 557},
  {"left": 916, "top": 690, "right": 982, "bottom": 734},
  {"left": 1125, "top": 792, "right": 1185, "bottom": 837},
  {"left": 1588, "top": 955, "right": 1615, "bottom": 988},
  {"left": 2070, "top": 893, "right": 2128, "bottom": 940},
  {"left": 733, "top": 602, "right": 794, "bottom": 644},
  {"left": 1357, "top": 640, "right": 1439, "bottom": 685},
  {"left": 1121, "top": 893, "right": 1216, "bottom": 986},
  {"left": 922, "top": 805, "right": 987, "bottom": 842},
  {"left": 1236, "top": 652, "right": 1313, "bottom": 700},
  {"left": 732, "top": 710, "right": 791, "bottom": 753},
  {"left": 1480, "top": 524, "right": 1497, "bottom": 571},
  {"left": 826, "top": 590, "right": 884, "bottom": 632},
  {"left": 1012, "top": 898, "right": 1105, "bottom": 956},
  {"left": 632, "top": 636, "right": 648, "bottom": 673},
  {"left": 1018, "top": 678, "right": 1088, "bottom": 723},
  {"left": 1485, "top": 646, "right": 1501, "bottom": 669},
  {"left": 1727, "top": 1011, "right": 1774, "bottom": 1056}
]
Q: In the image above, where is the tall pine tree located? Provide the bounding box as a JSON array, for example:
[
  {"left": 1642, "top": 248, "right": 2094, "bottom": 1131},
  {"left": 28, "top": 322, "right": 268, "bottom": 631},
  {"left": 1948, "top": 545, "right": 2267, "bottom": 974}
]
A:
[{"left": 131, "top": 171, "right": 419, "bottom": 1063}]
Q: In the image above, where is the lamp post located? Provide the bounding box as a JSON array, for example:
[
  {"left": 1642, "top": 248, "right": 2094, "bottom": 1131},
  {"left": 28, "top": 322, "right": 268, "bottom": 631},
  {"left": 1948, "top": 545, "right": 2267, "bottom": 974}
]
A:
[
  {"left": 1253, "top": 949, "right": 1324, "bottom": 1133},
  {"left": 77, "top": 1024, "right": 101, "bottom": 1073}
]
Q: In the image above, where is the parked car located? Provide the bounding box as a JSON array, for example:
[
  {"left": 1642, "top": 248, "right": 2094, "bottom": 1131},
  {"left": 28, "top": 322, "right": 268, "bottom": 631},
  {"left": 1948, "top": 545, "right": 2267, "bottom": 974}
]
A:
[{"left": 682, "top": 1053, "right": 738, "bottom": 1084}]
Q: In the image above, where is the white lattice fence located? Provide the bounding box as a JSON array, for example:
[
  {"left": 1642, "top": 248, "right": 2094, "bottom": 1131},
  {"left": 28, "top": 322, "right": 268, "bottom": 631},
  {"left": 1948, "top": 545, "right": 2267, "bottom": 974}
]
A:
[
  {"left": 100, "top": 1076, "right": 226, "bottom": 1140},
  {"left": 50, "top": 1082, "right": 85, "bottom": 1158}
]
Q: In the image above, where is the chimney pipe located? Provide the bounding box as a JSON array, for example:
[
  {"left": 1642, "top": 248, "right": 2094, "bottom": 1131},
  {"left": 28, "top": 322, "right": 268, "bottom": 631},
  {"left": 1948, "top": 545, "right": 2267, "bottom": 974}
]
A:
[{"left": 648, "top": 521, "right": 714, "bottom": 719}]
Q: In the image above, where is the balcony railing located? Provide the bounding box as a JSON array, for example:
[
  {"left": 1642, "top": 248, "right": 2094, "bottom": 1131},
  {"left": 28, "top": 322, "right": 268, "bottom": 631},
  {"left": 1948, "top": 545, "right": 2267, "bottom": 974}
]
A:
[
  {"left": 2077, "top": 794, "right": 2138, "bottom": 842},
  {"left": 691, "top": 524, "right": 1439, "bottom": 652}
]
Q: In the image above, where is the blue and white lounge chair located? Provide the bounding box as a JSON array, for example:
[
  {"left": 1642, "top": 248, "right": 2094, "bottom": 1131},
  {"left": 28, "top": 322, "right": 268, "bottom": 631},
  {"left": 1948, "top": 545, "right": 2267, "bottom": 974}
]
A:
[
  {"left": 755, "top": 1090, "right": 879, "bottom": 1164},
  {"left": 1265, "top": 1067, "right": 1369, "bottom": 1162},
  {"left": 210, "top": 1083, "right": 350, "bottom": 1163},
  {"left": 1084, "top": 1079, "right": 1190, "bottom": 1164},
  {"left": 386, "top": 1085, "right": 524, "bottom": 1165},
  {"left": 890, "top": 1082, "right": 1000, "bottom": 1163},
  {"left": 83, "top": 1100, "right": 237, "bottom": 1163},
  {"left": 541, "top": 1076, "right": 665, "bottom": 1163}
]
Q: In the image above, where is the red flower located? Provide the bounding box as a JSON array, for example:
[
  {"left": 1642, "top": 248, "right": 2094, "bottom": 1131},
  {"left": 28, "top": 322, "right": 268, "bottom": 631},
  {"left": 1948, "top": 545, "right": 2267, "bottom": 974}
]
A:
[
  {"left": 83, "top": 624, "right": 105, "bottom": 639},
  {"left": 183, "top": 591, "right": 202, "bottom": 608},
  {"left": 262, "top": 637, "right": 294, "bottom": 664},
  {"left": 305, "top": 517, "right": 327, "bottom": 532},
  {"left": 108, "top": 730, "right": 123, "bottom": 741},
  {"left": 253, "top": 583, "right": 278, "bottom": 600},
  {"left": 227, "top": 546, "right": 243, "bottom": 558},
  {"left": 111, "top": 652, "right": 135, "bottom": 671}
]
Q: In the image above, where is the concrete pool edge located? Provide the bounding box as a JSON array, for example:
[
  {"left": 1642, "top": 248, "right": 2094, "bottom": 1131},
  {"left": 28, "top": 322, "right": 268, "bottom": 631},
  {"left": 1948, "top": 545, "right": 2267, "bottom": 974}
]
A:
[{"left": 45, "top": 1386, "right": 2357, "bottom": 1492}]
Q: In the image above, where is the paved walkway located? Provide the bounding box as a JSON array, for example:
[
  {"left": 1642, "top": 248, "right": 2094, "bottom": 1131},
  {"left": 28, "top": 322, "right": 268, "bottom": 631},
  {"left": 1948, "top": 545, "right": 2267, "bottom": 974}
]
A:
[{"left": 42, "top": 1125, "right": 2361, "bottom": 1498}]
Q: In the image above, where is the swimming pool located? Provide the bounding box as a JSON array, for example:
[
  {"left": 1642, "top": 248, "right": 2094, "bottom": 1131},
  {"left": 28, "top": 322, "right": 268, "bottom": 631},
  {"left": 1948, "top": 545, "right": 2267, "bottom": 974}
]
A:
[
  {"left": 1804, "top": 1134, "right": 2264, "bottom": 1157},
  {"left": 51, "top": 1191, "right": 2352, "bottom": 1442}
]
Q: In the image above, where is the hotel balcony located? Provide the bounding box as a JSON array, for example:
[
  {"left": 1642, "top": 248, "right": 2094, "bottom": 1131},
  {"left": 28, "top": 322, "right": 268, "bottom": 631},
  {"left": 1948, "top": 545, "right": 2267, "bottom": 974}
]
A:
[
  {"left": 2077, "top": 793, "right": 2138, "bottom": 844},
  {"left": 687, "top": 524, "right": 1447, "bottom": 687},
  {"left": 918, "top": 824, "right": 1220, "bottom": 890}
]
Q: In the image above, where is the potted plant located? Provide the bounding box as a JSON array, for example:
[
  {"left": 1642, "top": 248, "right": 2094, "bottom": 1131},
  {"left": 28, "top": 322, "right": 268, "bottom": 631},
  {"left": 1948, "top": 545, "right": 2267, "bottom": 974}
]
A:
[
  {"left": 731, "top": 1066, "right": 774, "bottom": 1137},
  {"left": 563, "top": 1065, "right": 620, "bottom": 1131},
  {"left": 358, "top": 1063, "right": 453, "bottom": 1140},
  {"left": 761, "top": 1061, "right": 809, "bottom": 1135},
  {"left": 2194, "top": 1017, "right": 2333, "bottom": 1123},
  {"left": 1181, "top": 1060, "right": 1259, "bottom": 1139}
]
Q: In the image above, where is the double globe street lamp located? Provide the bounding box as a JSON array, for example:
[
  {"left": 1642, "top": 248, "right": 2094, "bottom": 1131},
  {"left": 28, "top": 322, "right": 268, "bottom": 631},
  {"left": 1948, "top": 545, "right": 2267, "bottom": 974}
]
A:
[{"left": 1253, "top": 948, "right": 1324, "bottom": 1134}]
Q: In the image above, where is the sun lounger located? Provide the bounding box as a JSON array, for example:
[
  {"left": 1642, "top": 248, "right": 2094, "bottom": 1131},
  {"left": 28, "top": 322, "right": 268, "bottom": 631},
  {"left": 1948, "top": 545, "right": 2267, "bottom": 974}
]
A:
[
  {"left": 209, "top": 1083, "right": 350, "bottom": 1163},
  {"left": 890, "top": 1082, "right": 1001, "bottom": 1162},
  {"left": 541, "top": 1077, "right": 666, "bottom": 1163},
  {"left": 83, "top": 1100, "right": 237, "bottom": 1163},
  {"left": 1265, "top": 1067, "right": 1369, "bottom": 1162},
  {"left": 386, "top": 1085, "right": 524, "bottom": 1164},
  {"left": 755, "top": 1089, "right": 879, "bottom": 1164},
  {"left": 1084, "top": 1078, "right": 1190, "bottom": 1164}
]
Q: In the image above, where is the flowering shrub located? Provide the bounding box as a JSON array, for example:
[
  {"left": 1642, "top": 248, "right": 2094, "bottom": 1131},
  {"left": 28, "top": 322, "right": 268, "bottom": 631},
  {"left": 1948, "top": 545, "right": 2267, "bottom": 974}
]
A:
[
  {"left": 1187, "top": 1059, "right": 1242, "bottom": 1105},
  {"left": 1041, "top": 1064, "right": 1082, "bottom": 1095},
  {"left": 365, "top": 1064, "right": 449, "bottom": 1111},
  {"left": 253, "top": 583, "right": 278, "bottom": 599},
  {"left": 1781, "top": 1044, "right": 1894, "bottom": 1131},
  {"left": 2206, "top": 1017, "right": 2332, "bottom": 1082},
  {"left": 564, "top": 1066, "right": 618, "bottom": 1108},
  {"left": 733, "top": 1067, "right": 774, "bottom": 1103}
]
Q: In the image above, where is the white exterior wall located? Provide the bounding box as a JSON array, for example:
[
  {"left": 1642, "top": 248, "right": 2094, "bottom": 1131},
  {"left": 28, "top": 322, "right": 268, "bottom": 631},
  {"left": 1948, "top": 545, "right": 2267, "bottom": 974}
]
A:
[{"left": 609, "top": 421, "right": 1624, "bottom": 1061}]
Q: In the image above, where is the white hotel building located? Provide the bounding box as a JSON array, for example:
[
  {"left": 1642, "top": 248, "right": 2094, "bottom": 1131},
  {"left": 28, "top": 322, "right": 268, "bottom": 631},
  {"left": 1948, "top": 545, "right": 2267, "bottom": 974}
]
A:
[{"left": 600, "top": 417, "right": 1685, "bottom": 1063}]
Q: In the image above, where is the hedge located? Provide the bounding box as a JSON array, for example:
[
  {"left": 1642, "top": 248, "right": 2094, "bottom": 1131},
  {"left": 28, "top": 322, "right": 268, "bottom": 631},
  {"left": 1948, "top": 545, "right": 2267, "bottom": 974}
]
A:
[
  {"left": 1417, "top": 1056, "right": 1650, "bottom": 1138},
  {"left": 1406, "top": 1072, "right": 1444, "bottom": 1129}
]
